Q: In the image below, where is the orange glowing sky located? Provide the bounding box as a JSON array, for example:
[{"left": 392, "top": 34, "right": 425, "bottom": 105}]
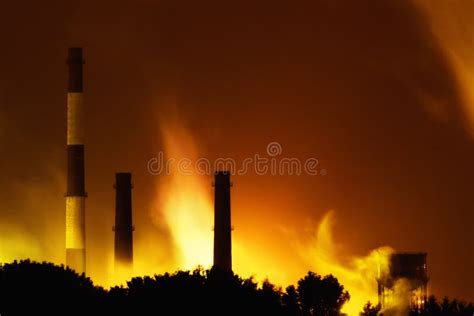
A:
[{"left": 0, "top": 1, "right": 473, "bottom": 313}]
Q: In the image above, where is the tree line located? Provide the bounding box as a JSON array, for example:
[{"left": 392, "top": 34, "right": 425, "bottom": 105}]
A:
[{"left": 0, "top": 260, "right": 471, "bottom": 316}]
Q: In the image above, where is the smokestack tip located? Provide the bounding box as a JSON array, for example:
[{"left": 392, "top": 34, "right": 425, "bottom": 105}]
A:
[
  {"left": 214, "top": 171, "right": 231, "bottom": 187},
  {"left": 67, "top": 47, "right": 84, "bottom": 64},
  {"left": 115, "top": 172, "right": 132, "bottom": 189},
  {"left": 215, "top": 170, "right": 230, "bottom": 176},
  {"left": 116, "top": 172, "right": 132, "bottom": 179}
]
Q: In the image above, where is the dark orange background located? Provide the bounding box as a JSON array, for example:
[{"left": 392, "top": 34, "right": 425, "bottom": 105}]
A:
[{"left": 0, "top": 0, "right": 472, "bottom": 302}]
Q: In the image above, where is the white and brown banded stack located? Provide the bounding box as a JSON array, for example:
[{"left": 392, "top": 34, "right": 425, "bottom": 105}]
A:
[{"left": 65, "top": 47, "right": 86, "bottom": 274}]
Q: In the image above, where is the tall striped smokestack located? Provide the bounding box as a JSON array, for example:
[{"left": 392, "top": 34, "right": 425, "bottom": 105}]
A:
[
  {"left": 213, "top": 171, "right": 232, "bottom": 272},
  {"left": 113, "top": 173, "right": 134, "bottom": 268},
  {"left": 65, "top": 47, "right": 86, "bottom": 274}
]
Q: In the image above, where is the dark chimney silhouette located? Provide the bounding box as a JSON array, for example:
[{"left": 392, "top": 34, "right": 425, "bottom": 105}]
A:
[
  {"left": 213, "top": 171, "right": 232, "bottom": 272},
  {"left": 113, "top": 173, "right": 134, "bottom": 267}
]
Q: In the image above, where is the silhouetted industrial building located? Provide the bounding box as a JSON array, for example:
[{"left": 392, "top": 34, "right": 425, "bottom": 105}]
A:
[
  {"left": 213, "top": 171, "right": 232, "bottom": 272},
  {"left": 378, "top": 252, "right": 428, "bottom": 311},
  {"left": 113, "top": 173, "right": 134, "bottom": 268},
  {"left": 65, "top": 47, "right": 87, "bottom": 274}
]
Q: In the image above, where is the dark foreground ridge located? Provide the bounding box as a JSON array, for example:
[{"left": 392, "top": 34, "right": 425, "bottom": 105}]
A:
[{"left": 0, "top": 260, "right": 471, "bottom": 316}]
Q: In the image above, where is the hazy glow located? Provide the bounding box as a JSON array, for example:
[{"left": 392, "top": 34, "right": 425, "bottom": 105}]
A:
[
  {"left": 414, "top": 0, "right": 474, "bottom": 135},
  {"left": 151, "top": 119, "right": 301, "bottom": 286},
  {"left": 0, "top": 171, "right": 65, "bottom": 266},
  {"left": 0, "top": 225, "right": 41, "bottom": 263},
  {"left": 384, "top": 278, "right": 413, "bottom": 314},
  {"left": 1, "top": 118, "right": 396, "bottom": 315},
  {"left": 296, "top": 211, "right": 393, "bottom": 315},
  {"left": 154, "top": 121, "right": 214, "bottom": 270},
  {"left": 148, "top": 120, "right": 396, "bottom": 315}
]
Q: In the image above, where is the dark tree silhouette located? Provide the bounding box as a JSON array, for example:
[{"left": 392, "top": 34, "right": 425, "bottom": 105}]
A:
[
  {"left": 2, "top": 260, "right": 472, "bottom": 316},
  {"left": 283, "top": 285, "right": 302, "bottom": 316},
  {"left": 411, "top": 295, "right": 474, "bottom": 316},
  {"left": 297, "top": 272, "right": 350, "bottom": 316},
  {"left": 0, "top": 260, "right": 104, "bottom": 315},
  {"left": 109, "top": 267, "right": 287, "bottom": 315},
  {"left": 360, "top": 301, "right": 381, "bottom": 316}
]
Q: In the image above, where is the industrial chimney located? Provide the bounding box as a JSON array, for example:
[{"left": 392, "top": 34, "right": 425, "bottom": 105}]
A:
[
  {"left": 213, "top": 171, "right": 232, "bottom": 272},
  {"left": 65, "top": 47, "right": 86, "bottom": 273},
  {"left": 113, "top": 173, "right": 134, "bottom": 268}
]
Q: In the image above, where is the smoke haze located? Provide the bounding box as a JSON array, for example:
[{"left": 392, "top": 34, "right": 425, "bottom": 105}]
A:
[{"left": 0, "top": 0, "right": 473, "bottom": 305}]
